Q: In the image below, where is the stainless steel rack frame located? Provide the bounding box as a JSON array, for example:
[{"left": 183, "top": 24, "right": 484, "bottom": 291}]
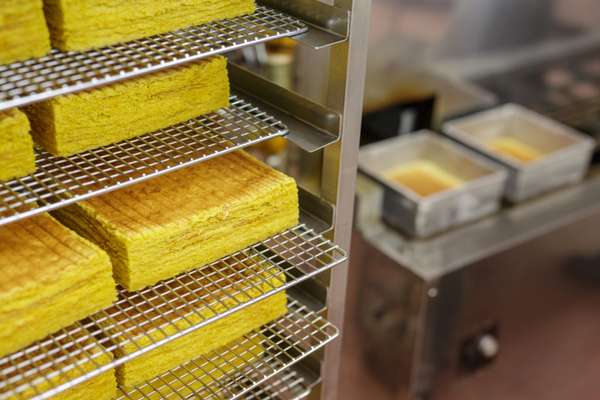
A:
[
  {"left": 0, "top": 96, "right": 286, "bottom": 226},
  {"left": 0, "top": 1, "right": 372, "bottom": 399},
  {"left": 117, "top": 298, "right": 337, "bottom": 400},
  {"left": 241, "top": 368, "right": 314, "bottom": 400},
  {"left": 295, "top": 2, "right": 372, "bottom": 399},
  {"left": 245, "top": 369, "right": 311, "bottom": 400},
  {"left": 0, "top": 226, "right": 345, "bottom": 400}
]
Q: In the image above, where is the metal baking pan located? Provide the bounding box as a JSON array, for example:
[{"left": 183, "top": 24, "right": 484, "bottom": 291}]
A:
[
  {"left": 358, "top": 131, "right": 507, "bottom": 238},
  {"left": 444, "top": 104, "right": 595, "bottom": 202}
]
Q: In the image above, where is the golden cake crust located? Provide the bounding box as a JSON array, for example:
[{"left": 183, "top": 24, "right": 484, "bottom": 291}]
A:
[
  {"left": 0, "top": 215, "right": 102, "bottom": 292},
  {"left": 80, "top": 151, "right": 293, "bottom": 232},
  {"left": 0, "top": 214, "right": 117, "bottom": 357},
  {"left": 53, "top": 151, "right": 299, "bottom": 290}
]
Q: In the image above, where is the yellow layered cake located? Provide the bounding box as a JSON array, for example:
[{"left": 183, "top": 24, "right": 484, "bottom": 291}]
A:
[
  {"left": 0, "top": 214, "right": 117, "bottom": 357},
  {"left": 0, "top": 109, "right": 36, "bottom": 181},
  {"left": 386, "top": 160, "right": 464, "bottom": 197},
  {"left": 0, "top": 326, "right": 116, "bottom": 400},
  {"left": 102, "top": 260, "right": 287, "bottom": 389},
  {"left": 0, "top": 0, "right": 50, "bottom": 64},
  {"left": 25, "top": 56, "right": 229, "bottom": 156},
  {"left": 43, "top": 0, "right": 256, "bottom": 51},
  {"left": 53, "top": 151, "right": 299, "bottom": 291},
  {"left": 123, "top": 335, "right": 265, "bottom": 398},
  {"left": 487, "top": 136, "right": 543, "bottom": 164}
]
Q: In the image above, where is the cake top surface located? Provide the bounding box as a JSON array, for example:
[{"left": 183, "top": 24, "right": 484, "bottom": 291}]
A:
[
  {"left": 78, "top": 151, "right": 296, "bottom": 234},
  {"left": 0, "top": 214, "right": 107, "bottom": 295}
]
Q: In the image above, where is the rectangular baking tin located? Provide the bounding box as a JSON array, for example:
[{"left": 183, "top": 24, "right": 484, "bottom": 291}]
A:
[
  {"left": 444, "top": 104, "right": 594, "bottom": 202},
  {"left": 358, "top": 130, "right": 507, "bottom": 238}
]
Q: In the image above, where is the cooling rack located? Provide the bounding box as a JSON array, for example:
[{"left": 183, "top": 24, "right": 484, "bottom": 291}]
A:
[
  {"left": 243, "top": 369, "right": 311, "bottom": 400},
  {"left": 0, "top": 95, "right": 286, "bottom": 227},
  {"left": 0, "top": 6, "right": 307, "bottom": 111},
  {"left": 117, "top": 299, "right": 335, "bottom": 400},
  {"left": 0, "top": 225, "right": 345, "bottom": 400}
]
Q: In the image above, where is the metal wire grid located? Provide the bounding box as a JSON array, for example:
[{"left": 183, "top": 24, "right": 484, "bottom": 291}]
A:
[
  {"left": 117, "top": 298, "right": 336, "bottom": 400},
  {"left": 243, "top": 369, "right": 310, "bottom": 400},
  {"left": 0, "top": 6, "right": 307, "bottom": 111},
  {"left": 0, "top": 224, "right": 346, "bottom": 400},
  {"left": 0, "top": 95, "right": 287, "bottom": 226}
]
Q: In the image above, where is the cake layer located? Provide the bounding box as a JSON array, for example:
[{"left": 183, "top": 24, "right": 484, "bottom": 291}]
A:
[
  {"left": 0, "top": 0, "right": 50, "bottom": 64},
  {"left": 124, "top": 335, "right": 265, "bottom": 398},
  {"left": 0, "top": 214, "right": 117, "bottom": 357},
  {"left": 25, "top": 56, "right": 229, "bottom": 156},
  {"left": 53, "top": 151, "right": 299, "bottom": 290},
  {"left": 115, "top": 293, "right": 286, "bottom": 389},
  {"left": 1, "top": 326, "right": 116, "bottom": 400},
  {"left": 386, "top": 160, "right": 464, "bottom": 197},
  {"left": 102, "top": 260, "right": 287, "bottom": 389},
  {"left": 0, "top": 109, "right": 36, "bottom": 181},
  {"left": 487, "top": 136, "right": 543, "bottom": 164},
  {"left": 43, "top": 0, "right": 256, "bottom": 51}
]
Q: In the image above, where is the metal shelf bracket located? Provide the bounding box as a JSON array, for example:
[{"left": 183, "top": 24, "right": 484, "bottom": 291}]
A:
[
  {"left": 259, "top": 0, "right": 349, "bottom": 49},
  {"left": 230, "top": 63, "right": 341, "bottom": 152}
]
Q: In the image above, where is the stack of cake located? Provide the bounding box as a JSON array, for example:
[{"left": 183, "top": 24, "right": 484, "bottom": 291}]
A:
[
  {"left": 24, "top": 56, "right": 230, "bottom": 156},
  {"left": 0, "top": 1, "right": 302, "bottom": 398},
  {"left": 0, "top": 214, "right": 117, "bottom": 400}
]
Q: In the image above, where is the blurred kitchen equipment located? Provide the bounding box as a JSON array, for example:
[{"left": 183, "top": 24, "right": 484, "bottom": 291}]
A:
[
  {"left": 444, "top": 104, "right": 594, "bottom": 202},
  {"left": 359, "top": 131, "right": 506, "bottom": 237}
]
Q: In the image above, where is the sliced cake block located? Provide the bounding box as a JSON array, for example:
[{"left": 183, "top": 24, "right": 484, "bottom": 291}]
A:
[
  {"left": 102, "top": 260, "right": 287, "bottom": 389},
  {"left": 0, "top": 214, "right": 117, "bottom": 357},
  {"left": 25, "top": 56, "right": 229, "bottom": 156},
  {"left": 0, "top": 0, "right": 50, "bottom": 64},
  {"left": 53, "top": 150, "right": 299, "bottom": 291},
  {"left": 0, "top": 109, "right": 36, "bottom": 181},
  {"left": 0, "top": 327, "right": 116, "bottom": 400},
  {"left": 43, "top": 0, "right": 256, "bottom": 51},
  {"left": 123, "top": 335, "right": 265, "bottom": 397}
]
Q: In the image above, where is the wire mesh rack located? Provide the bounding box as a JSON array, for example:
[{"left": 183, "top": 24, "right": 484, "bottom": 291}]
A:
[
  {"left": 117, "top": 298, "right": 335, "bottom": 400},
  {"left": 0, "top": 95, "right": 287, "bottom": 227},
  {"left": 0, "top": 6, "right": 307, "bottom": 111},
  {"left": 243, "top": 369, "right": 311, "bottom": 400},
  {"left": 0, "top": 225, "right": 346, "bottom": 400}
]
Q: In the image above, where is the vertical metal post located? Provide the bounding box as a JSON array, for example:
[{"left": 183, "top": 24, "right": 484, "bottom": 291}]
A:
[{"left": 319, "top": 1, "right": 372, "bottom": 399}]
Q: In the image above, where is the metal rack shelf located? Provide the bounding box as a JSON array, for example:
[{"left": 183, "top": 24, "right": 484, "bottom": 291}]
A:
[
  {"left": 232, "top": 369, "right": 311, "bottom": 400},
  {"left": 117, "top": 298, "right": 335, "bottom": 400},
  {"left": 0, "top": 225, "right": 345, "bottom": 400},
  {"left": 0, "top": 95, "right": 286, "bottom": 227},
  {"left": 0, "top": 6, "right": 307, "bottom": 111}
]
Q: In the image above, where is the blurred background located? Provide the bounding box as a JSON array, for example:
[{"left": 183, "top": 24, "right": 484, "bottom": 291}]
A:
[{"left": 241, "top": 0, "right": 600, "bottom": 398}]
